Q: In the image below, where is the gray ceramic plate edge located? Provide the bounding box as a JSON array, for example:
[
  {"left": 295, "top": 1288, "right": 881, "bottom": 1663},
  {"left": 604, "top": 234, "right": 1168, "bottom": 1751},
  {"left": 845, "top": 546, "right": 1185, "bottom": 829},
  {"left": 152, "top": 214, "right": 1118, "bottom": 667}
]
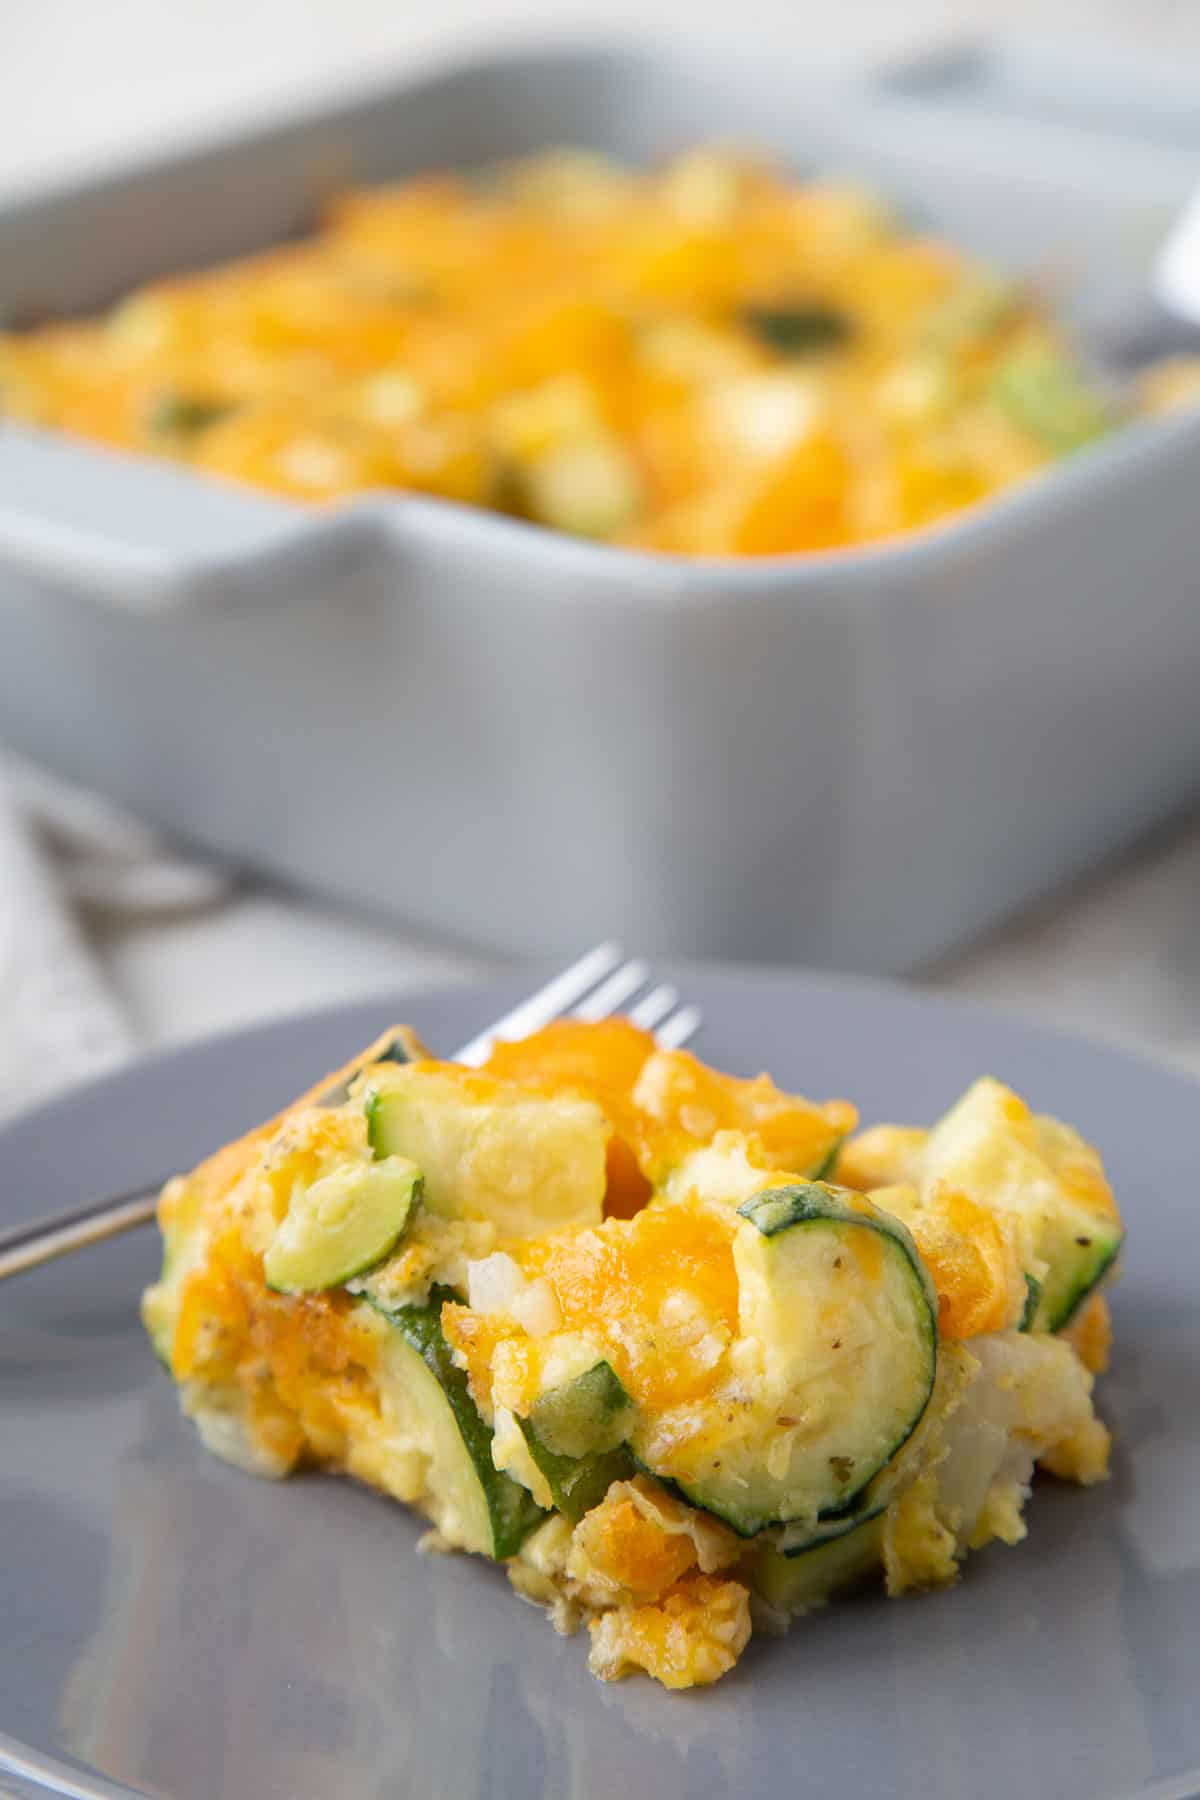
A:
[{"left": 3, "top": 964, "right": 1199, "bottom": 1800}]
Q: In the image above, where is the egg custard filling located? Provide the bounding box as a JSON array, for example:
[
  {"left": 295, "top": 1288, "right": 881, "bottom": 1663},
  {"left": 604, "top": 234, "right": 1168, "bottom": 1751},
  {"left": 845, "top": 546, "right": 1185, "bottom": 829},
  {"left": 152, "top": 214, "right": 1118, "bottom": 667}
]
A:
[{"left": 142, "top": 1020, "right": 1120, "bottom": 1690}]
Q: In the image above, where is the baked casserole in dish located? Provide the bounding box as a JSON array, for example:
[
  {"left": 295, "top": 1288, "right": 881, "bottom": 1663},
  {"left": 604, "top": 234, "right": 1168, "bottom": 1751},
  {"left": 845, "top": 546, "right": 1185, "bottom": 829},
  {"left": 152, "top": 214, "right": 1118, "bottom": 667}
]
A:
[
  {"left": 4, "top": 47, "right": 1200, "bottom": 969},
  {"left": 144, "top": 1017, "right": 1121, "bottom": 1690},
  {"left": 4, "top": 146, "right": 1194, "bottom": 556}
]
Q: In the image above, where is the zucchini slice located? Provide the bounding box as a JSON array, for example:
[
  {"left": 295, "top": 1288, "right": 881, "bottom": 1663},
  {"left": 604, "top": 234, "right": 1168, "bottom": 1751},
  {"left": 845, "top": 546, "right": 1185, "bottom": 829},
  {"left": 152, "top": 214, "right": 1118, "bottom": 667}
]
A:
[
  {"left": 147, "top": 390, "right": 233, "bottom": 439},
  {"left": 990, "top": 348, "right": 1113, "bottom": 453},
  {"left": 264, "top": 1157, "right": 422, "bottom": 1294},
  {"left": 644, "top": 1183, "right": 937, "bottom": 1537},
  {"left": 364, "top": 1065, "right": 607, "bottom": 1239},
  {"left": 519, "top": 438, "right": 643, "bottom": 539},
  {"left": 515, "top": 1360, "right": 637, "bottom": 1523},
  {"left": 808, "top": 1139, "right": 842, "bottom": 1182},
  {"left": 517, "top": 1424, "right": 636, "bottom": 1525},
  {"left": 527, "top": 1360, "right": 634, "bottom": 1460},
  {"left": 741, "top": 303, "right": 852, "bottom": 355},
  {"left": 748, "top": 1511, "right": 884, "bottom": 1616},
  {"left": 921, "top": 1079, "right": 1123, "bottom": 1330},
  {"left": 369, "top": 1288, "right": 546, "bottom": 1559}
]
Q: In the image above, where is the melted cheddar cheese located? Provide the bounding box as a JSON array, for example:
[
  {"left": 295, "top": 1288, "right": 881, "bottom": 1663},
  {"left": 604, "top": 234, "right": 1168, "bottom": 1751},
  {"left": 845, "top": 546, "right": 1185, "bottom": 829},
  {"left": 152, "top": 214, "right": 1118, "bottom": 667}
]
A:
[{"left": 2, "top": 148, "right": 1149, "bottom": 556}]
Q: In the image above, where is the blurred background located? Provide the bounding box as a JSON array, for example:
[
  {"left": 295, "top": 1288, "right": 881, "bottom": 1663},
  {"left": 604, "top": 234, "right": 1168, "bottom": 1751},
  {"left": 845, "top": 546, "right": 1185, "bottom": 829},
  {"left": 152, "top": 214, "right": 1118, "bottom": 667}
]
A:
[
  {"left": 2, "top": 0, "right": 1200, "bottom": 1118},
  {"left": 4, "top": 0, "right": 1199, "bottom": 206}
]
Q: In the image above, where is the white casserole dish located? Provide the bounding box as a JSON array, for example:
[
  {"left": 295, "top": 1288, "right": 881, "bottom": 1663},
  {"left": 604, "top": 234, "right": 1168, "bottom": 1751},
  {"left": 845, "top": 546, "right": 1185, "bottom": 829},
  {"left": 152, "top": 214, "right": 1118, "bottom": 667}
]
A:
[{"left": 2, "top": 43, "right": 1199, "bottom": 966}]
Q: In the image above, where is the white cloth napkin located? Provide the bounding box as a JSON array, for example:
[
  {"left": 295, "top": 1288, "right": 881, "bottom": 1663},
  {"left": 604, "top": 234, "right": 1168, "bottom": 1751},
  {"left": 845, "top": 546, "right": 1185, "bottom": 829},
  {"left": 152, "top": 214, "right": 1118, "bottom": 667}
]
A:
[{"left": 0, "top": 749, "right": 231, "bottom": 1123}]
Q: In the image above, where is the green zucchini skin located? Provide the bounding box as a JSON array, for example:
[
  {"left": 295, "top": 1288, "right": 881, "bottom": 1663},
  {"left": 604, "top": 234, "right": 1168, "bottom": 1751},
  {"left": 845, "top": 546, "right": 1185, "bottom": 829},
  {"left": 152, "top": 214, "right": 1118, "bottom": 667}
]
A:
[
  {"left": 148, "top": 391, "right": 233, "bottom": 437},
  {"left": 370, "top": 1286, "right": 547, "bottom": 1560},
  {"left": 517, "top": 1422, "right": 636, "bottom": 1524},
  {"left": 516, "top": 1359, "right": 637, "bottom": 1523},
  {"left": 627, "top": 1466, "right": 884, "bottom": 1550},
  {"left": 1051, "top": 1237, "right": 1123, "bottom": 1332},
  {"left": 919, "top": 1079, "right": 1123, "bottom": 1335},
  {"left": 737, "top": 1182, "right": 846, "bottom": 1237},
  {"left": 750, "top": 1511, "right": 885, "bottom": 1616},
  {"left": 1019, "top": 1274, "right": 1042, "bottom": 1333},
  {"left": 527, "top": 1360, "right": 634, "bottom": 1459},
  {"left": 782, "top": 1504, "right": 885, "bottom": 1558},
  {"left": 318, "top": 1029, "right": 422, "bottom": 1109},
  {"left": 807, "top": 1138, "right": 843, "bottom": 1183},
  {"left": 741, "top": 303, "right": 852, "bottom": 355}
]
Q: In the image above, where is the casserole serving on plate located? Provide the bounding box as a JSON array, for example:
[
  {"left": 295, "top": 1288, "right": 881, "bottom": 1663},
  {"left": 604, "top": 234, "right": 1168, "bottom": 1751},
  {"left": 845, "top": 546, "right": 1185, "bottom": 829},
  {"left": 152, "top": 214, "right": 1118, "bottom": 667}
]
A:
[
  {"left": 1, "top": 144, "right": 1150, "bottom": 550},
  {"left": 1, "top": 44, "right": 1199, "bottom": 965},
  {"left": 143, "top": 1014, "right": 1120, "bottom": 1689},
  {"left": 4, "top": 963, "right": 1199, "bottom": 1798}
]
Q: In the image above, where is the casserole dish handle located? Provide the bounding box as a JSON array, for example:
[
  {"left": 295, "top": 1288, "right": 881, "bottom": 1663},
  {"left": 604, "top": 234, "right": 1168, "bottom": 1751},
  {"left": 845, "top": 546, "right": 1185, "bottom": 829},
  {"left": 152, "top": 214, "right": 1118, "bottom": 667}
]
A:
[{"left": 0, "top": 428, "right": 382, "bottom": 612}]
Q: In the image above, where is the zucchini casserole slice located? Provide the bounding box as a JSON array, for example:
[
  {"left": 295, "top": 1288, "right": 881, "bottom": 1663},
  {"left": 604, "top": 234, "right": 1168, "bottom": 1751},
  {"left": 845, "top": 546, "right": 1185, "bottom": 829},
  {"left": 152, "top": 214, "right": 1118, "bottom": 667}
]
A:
[{"left": 142, "top": 1020, "right": 1122, "bottom": 1690}]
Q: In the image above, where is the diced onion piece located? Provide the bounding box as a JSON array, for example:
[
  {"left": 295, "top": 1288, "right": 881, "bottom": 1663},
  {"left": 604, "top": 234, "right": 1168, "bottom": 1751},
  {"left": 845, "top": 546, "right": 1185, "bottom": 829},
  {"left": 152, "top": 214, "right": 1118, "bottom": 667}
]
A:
[
  {"left": 660, "top": 149, "right": 749, "bottom": 226},
  {"left": 358, "top": 370, "right": 425, "bottom": 426},
  {"left": 468, "top": 1251, "right": 528, "bottom": 1315},
  {"left": 523, "top": 438, "right": 643, "bottom": 538},
  {"left": 708, "top": 373, "right": 823, "bottom": 460}
]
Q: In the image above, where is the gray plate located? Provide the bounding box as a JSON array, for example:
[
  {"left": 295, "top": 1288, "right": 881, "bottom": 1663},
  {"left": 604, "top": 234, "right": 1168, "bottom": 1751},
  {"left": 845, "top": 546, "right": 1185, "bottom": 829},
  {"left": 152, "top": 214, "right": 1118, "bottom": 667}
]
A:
[{"left": 2, "top": 965, "right": 1197, "bottom": 1800}]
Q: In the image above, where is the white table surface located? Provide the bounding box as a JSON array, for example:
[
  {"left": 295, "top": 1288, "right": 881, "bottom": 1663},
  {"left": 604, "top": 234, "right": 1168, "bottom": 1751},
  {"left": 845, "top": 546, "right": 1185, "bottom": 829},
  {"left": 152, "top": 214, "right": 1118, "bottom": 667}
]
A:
[{"left": 5, "top": 0, "right": 1200, "bottom": 1081}]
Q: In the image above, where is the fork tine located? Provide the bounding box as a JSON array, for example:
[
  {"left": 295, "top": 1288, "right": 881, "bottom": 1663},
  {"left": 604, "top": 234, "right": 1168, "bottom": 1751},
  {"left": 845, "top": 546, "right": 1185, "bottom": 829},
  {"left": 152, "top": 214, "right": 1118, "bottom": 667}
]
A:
[
  {"left": 654, "top": 1003, "right": 703, "bottom": 1050},
  {"left": 627, "top": 983, "right": 678, "bottom": 1031},
  {"left": 453, "top": 941, "right": 622, "bottom": 1065},
  {"left": 573, "top": 959, "right": 649, "bottom": 1022}
]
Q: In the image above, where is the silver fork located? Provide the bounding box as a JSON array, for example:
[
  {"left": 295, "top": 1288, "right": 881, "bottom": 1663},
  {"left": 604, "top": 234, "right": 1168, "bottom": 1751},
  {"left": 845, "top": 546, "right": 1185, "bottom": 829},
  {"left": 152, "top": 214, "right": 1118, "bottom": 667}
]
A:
[{"left": 0, "top": 943, "right": 700, "bottom": 1281}]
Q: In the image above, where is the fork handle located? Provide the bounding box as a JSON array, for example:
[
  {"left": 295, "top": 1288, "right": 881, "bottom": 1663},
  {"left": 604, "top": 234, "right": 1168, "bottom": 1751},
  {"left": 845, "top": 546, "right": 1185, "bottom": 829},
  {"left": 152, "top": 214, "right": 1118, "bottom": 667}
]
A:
[{"left": 0, "top": 1185, "right": 160, "bottom": 1281}]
